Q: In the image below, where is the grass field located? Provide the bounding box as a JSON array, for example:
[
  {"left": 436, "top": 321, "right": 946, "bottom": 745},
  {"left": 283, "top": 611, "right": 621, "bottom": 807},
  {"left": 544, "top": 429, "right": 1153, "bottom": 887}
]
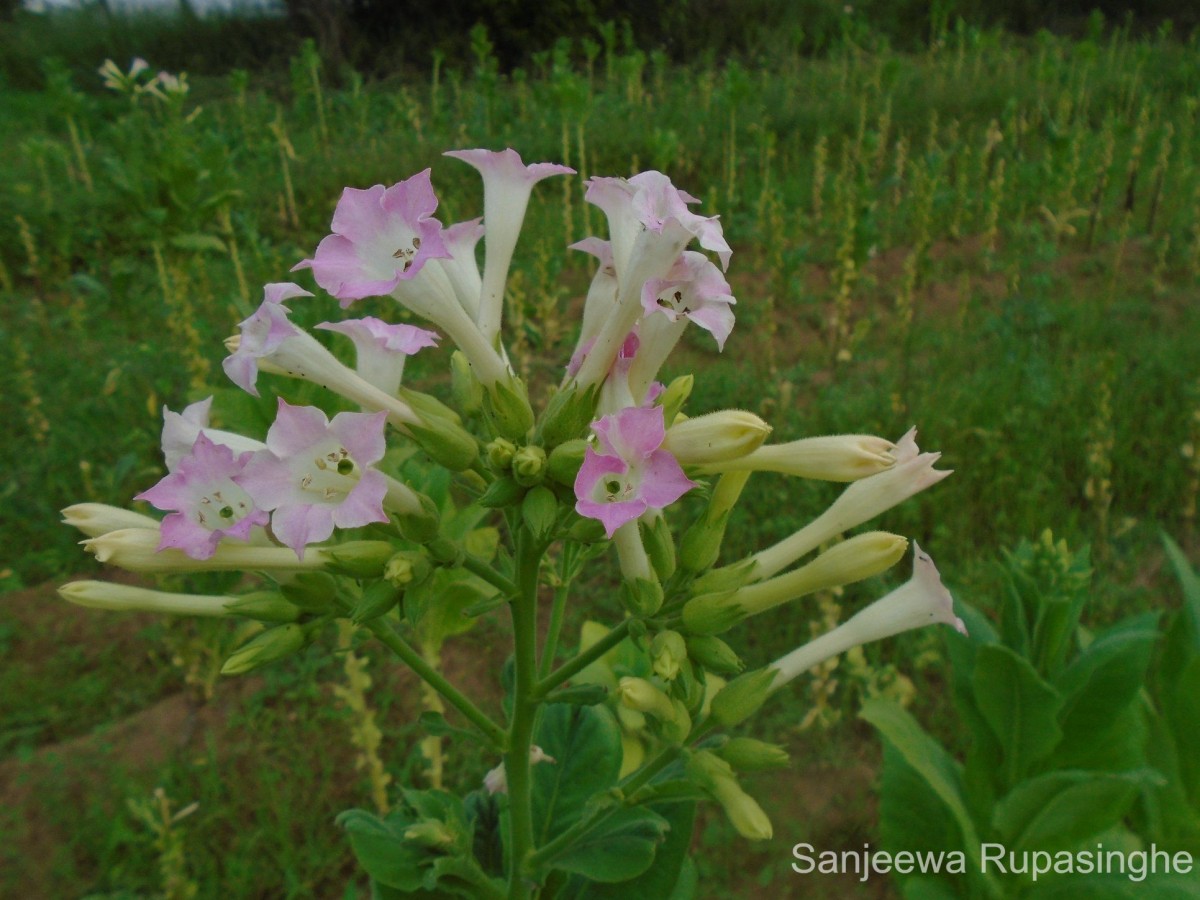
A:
[{"left": 2, "top": 17, "right": 1199, "bottom": 897}]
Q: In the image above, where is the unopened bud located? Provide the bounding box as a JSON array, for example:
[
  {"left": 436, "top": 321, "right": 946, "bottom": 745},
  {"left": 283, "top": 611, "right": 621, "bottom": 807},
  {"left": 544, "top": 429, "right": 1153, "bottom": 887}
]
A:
[
  {"left": 450, "top": 350, "right": 484, "bottom": 416},
  {"left": 681, "top": 589, "right": 744, "bottom": 636},
  {"left": 690, "top": 558, "right": 756, "bottom": 595},
  {"left": 650, "top": 630, "right": 688, "bottom": 681},
  {"left": 537, "top": 383, "right": 599, "bottom": 448},
  {"left": 686, "top": 635, "right": 744, "bottom": 675},
  {"left": 718, "top": 737, "right": 790, "bottom": 771},
  {"left": 521, "top": 486, "right": 559, "bottom": 543},
  {"left": 483, "top": 375, "right": 534, "bottom": 442},
  {"left": 394, "top": 493, "right": 441, "bottom": 544},
  {"left": 512, "top": 444, "right": 547, "bottom": 487},
  {"left": 479, "top": 476, "right": 525, "bottom": 509},
  {"left": 406, "top": 417, "right": 479, "bottom": 471},
  {"left": 547, "top": 439, "right": 588, "bottom": 487},
  {"left": 620, "top": 576, "right": 664, "bottom": 617},
  {"left": 224, "top": 590, "right": 303, "bottom": 623},
  {"left": 709, "top": 668, "right": 775, "bottom": 727},
  {"left": 352, "top": 580, "right": 402, "bottom": 623},
  {"left": 663, "top": 410, "right": 772, "bottom": 466},
  {"left": 279, "top": 572, "right": 339, "bottom": 613},
  {"left": 326, "top": 541, "right": 397, "bottom": 578},
  {"left": 221, "top": 623, "right": 307, "bottom": 675},
  {"left": 686, "top": 750, "right": 773, "bottom": 840},
  {"left": 58, "top": 580, "right": 231, "bottom": 617},
  {"left": 62, "top": 503, "right": 160, "bottom": 538},
  {"left": 486, "top": 437, "right": 517, "bottom": 471},
  {"left": 384, "top": 550, "right": 430, "bottom": 588},
  {"left": 640, "top": 514, "right": 676, "bottom": 581},
  {"left": 658, "top": 374, "right": 694, "bottom": 425}
]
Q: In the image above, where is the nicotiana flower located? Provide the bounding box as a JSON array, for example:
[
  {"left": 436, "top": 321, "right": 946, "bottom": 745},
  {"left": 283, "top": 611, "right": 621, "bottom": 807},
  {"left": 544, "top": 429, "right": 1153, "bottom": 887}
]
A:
[
  {"left": 574, "top": 405, "right": 696, "bottom": 538},
  {"left": 444, "top": 149, "right": 574, "bottom": 345},
  {"left": 136, "top": 433, "right": 269, "bottom": 560},
  {"left": 571, "top": 171, "right": 732, "bottom": 390},
  {"left": 769, "top": 544, "right": 967, "bottom": 691},
  {"left": 316, "top": 317, "right": 439, "bottom": 396},
  {"left": 570, "top": 237, "right": 619, "bottom": 352},
  {"left": 62, "top": 503, "right": 162, "bottom": 538},
  {"left": 161, "top": 396, "right": 266, "bottom": 471},
  {"left": 438, "top": 218, "right": 486, "bottom": 319},
  {"left": 59, "top": 580, "right": 234, "bottom": 617},
  {"left": 241, "top": 401, "right": 397, "bottom": 557},
  {"left": 295, "top": 171, "right": 450, "bottom": 302}
]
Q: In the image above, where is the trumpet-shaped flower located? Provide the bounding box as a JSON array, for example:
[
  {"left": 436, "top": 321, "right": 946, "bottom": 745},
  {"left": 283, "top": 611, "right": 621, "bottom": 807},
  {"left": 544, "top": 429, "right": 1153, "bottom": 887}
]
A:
[
  {"left": 241, "top": 400, "right": 390, "bottom": 557},
  {"left": 438, "top": 218, "right": 486, "bottom": 318},
  {"left": 640, "top": 251, "right": 736, "bottom": 348},
  {"left": 136, "top": 434, "right": 269, "bottom": 560},
  {"left": 59, "top": 580, "right": 233, "bottom": 617},
  {"left": 769, "top": 544, "right": 967, "bottom": 690},
  {"left": 295, "top": 171, "right": 450, "bottom": 302},
  {"left": 316, "top": 317, "right": 439, "bottom": 396},
  {"left": 161, "top": 396, "right": 266, "bottom": 470},
  {"left": 574, "top": 405, "right": 695, "bottom": 538},
  {"left": 444, "top": 149, "right": 574, "bottom": 344}
]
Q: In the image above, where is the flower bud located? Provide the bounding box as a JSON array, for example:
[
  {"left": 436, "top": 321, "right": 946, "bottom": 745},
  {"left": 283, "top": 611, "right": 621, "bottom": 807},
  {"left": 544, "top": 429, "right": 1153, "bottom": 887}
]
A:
[
  {"left": 83, "top": 528, "right": 327, "bottom": 574},
  {"left": 687, "top": 750, "right": 773, "bottom": 841},
  {"left": 479, "top": 476, "right": 525, "bottom": 509},
  {"left": 685, "top": 635, "right": 744, "bottom": 675},
  {"left": 681, "top": 589, "right": 744, "bottom": 636},
  {"left": 689, "top": 558, "right": 756, "bottom": 595},
  {"left": 384, "top": 550, "right": 431, "bottom": 588},
  {"left": 620, "top": 576, "right": 664, "bottom": 617},
  {"left": 640, "top": 513, "right": 676, "bottom": 581},
  {"left": 483, "top": 375, "right": 535, "bottom": 442},
  {"left": 537, "top": 383, "right": 599, "bottom": 448},
  {"left": 547, "top": 439, "right": 588, "bottom": 487},
  {"left": 394, "top": 493, "right": 442, "bottom": 544},
  {"left": 58, "top": 580, "right": 232, "bottom": 617},
  {"left": 709, "top": 667, "right": 775, "bottom": 727},
  {"left": 521, "top": 486, "right": 559, "bottom": 543},
  {"left": 512, "top": 445, "right": 547, "bottom": 487},
  {"left": 650, "top": 630, "right": 688, "bottom": 681},
  {"left": 617, "top": 676, "right": 675, "bottom": 718},
  {"left": 700, "top": 433, "right": 896, "bottom": 481},
  {"left": 280, "top": 572, "right": 340, "bottom": 613},
  {"left": 224, "top": 590, "right": 303, "bottom": 623},
  {"left": 352, "top": 580, "right": 403, "bottom": 624},
  {"left": 486, "top": 437, "right": 517, "bottom": 471},
  {"left": 221, "top": 623, "right": 308, "bottom": 675},
  {"left": 325, "top": 541, "right": 398, "bottom": 578},
  {"left": 395, "top": 385, "right": 464, "bottom": 427},
  {"left": 62, "top": 503, "right": 160, "bottom": 538},
  {"left": 406, "top": 417, "right": 479, "bottom": 472},
  {"left": 718, "top": 737, "right": 790, "bottom": 771},
  {"left": 658, "top": 374, "right": 694, "bottom": 425},
  {"left": 450, "top": 350, "right": 484, "bottom": 416},
  {"left": 663, "top": 410, "right": 771, "bottom": 466}
]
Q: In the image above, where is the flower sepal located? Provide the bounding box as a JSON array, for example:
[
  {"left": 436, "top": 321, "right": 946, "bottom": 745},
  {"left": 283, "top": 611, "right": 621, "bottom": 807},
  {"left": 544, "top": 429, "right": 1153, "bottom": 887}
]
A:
[
  {"left": 223, "top": 590, "right": 303, "bottom": 623},
  {"left": 709, "top": 667, "right": 775, "bottom": 727},
  {"left": 221, "top": 623, "right": 309, "bottom": 675},
  {"left": 536, "top": 382, "right": 600, "bottom": 449},
  {"left": 324, "top": 540, "right": 397, "bottom": 578},
  {"left": 482, "top": 376, "right": 535, "bottom": 443},
  {"left": 405, "top": 416, "right": 480, "bottom": 472},
  {"left": 620, "top": 576, "right": 664, "bottom": 617}
]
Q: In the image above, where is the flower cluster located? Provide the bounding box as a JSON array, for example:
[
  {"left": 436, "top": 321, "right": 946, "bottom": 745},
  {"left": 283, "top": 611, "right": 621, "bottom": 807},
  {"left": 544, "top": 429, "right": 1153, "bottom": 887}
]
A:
[{"left": 60, "top": 148, "right": 962, "bottom": 890}]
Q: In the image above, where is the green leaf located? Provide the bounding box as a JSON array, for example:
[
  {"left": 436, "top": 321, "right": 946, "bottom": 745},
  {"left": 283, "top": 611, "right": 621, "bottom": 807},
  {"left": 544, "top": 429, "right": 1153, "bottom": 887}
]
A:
[
  {"left": 993, "top": 769, "right": 1161, "bottom": 853},
  {"left": 545, "top": 806, "right": 669, "bottom": 882},
  {"left": 860, "top": 698, "right": 992, "bottom": 887},
  {"left": 1054, "top": 613, "right": 1158, "bottom": 741},
  {"left": 409, "top": 569, "right": 495, "bottom": 647},
  {"left": 1161, "top": 533, "right": 1200, "bottom": 647},
  {"left": 337, "top": 808, "right": 424, "bottom": 892},
  {"left": 972, "top": 644, "right": 1063, "bottom": 784},
  {"left": 1027, "top": 873, "right": 1200, "bottom": 899},
  {"left": 1165, "top": 656, "right": 1200, "bottom": 809},
  {"left": 568, "top": 806, "right": 700, "bottom": 897},
  {"left": 532, "top": 705, "right": 623, "bottom": 842}
]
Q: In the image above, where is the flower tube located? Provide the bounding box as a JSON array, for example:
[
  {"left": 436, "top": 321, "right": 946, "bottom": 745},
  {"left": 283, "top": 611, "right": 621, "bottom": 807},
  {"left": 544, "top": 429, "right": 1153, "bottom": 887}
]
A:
[{"left": 58, "top": 580, "right": 233, "bottom": 617}]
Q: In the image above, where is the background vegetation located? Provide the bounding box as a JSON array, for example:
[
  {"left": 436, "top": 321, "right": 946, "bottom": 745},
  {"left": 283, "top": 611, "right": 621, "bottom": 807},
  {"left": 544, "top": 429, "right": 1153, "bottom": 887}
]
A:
[{"left": 1, "top": 3, "right": 1199, "bottom": 896}]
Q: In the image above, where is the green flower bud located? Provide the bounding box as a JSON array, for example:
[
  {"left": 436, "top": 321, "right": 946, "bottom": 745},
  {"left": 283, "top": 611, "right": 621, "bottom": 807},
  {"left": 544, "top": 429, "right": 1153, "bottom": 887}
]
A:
[
  {"left": 718, "top": 737, "right": 790, "bottom": 772},
  {"left": 679, "top": 471, "right": 751, "bottom": 574},
  {"left": 681, "top": 590, "right": 745, "bottom": 636},
  {"left": 616, "top": 678, "right": 691, "bottom": 743},
  {"left": 396, "top": 385, "right": 463, "bottom": 426},
  {"left": 394, "top": 493, "right": 441, "bottom": 544},
  {"left": 351, "top": 580, "right": 402, "bottom": 624},
  {"left": 325, "top": 541, "right": 397, "bottom": 578},
  {"left": 640, "top": 514, "right": 676, "bottom": 581},
  {"left": 685, "top": 635, "right": 744, "bottom": 675},
  {"left": 658, "top": 374, "right": 694, "bottom": 425},
  {"left": 483, "top": 375, "right": 535, "bottom": 442},
  {"left": 521, "top": 486, "right": 559, "bottom": 543},
  {"left": 537, "top": 383, "right": 599, "bottom": 448},
  {"left": 512, "top": 444, "right": 547, "bottom": 487},
  {"left": 223, "top": 590, "right": 302, "bottom": 623},
  {"left": 485, "top": 437, "right": 517, "bottom": 471},
  {"left": 650, "top": 630, "right": 688, "bottom": 681},
  {"left": 479, "top": 476, "right": 525, "bottom": 509},
  {"left": 406, "top": 417, "right": 479, "bottom": 471},
  {"left": 280, "top": 572, "right": 339, "bottom": 613},
  {"left": 221, "top": 623, "right": 307, "bottom": 675},
  {"left": 686, "top": 750, "right": 773, "bottom": 840},
  {"left": 425, "top": 537, "right": 463, "bottom": 567},
  {"left": 690, "top": 558, "right": 757, "bottom": 595},
  {"left": 709, "top": 668, "right": 776, "bottom": 727},
  {"left": 450, "top": 350, "right": 484, "bottom": 416},
  {"left": 384, "top": 550, "right": 431, "bottom": 588},
  {"left": 620, "top": 576, "right": 664, "bottom": 617},
  {"left": 547, "top": 439, "right": 588, "bottom": 487}
]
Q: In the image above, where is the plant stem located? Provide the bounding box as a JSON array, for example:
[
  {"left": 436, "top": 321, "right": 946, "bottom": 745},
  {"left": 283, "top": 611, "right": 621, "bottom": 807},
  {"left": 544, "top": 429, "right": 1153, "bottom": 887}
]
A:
[
  {"left": 365, "top": 619, "right": 507, "bottom": 750},
  {"left": 506, "top": 530, "right": 541, "bottom": 899},
  {"left": 462, "top": 552, "right": 517, "bottom": 597},
  {"left": 533, "top": 619, "right": 632, "bottom": 698},
  {"left": 538, "top": 572, "right": 573, "bottom": 680}
]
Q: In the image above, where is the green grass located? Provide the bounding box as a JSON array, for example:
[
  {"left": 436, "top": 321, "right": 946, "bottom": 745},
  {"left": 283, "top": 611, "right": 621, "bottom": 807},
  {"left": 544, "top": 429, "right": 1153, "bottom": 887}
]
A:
[{"left": 2, "top": 17, "right": 1200, "bottom": 898}]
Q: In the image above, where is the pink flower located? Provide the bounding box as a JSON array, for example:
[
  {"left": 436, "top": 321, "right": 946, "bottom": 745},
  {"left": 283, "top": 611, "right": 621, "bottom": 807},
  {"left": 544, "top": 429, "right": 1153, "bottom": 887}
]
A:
[
  {"left": 241, "top": 401, "right": 390, "bottom": 557},
  {"left": 640, "top": 251, "right": 736, "bottom": 350},
  {"left": 574, "top": 405, "right": 696, "bottom": 538},
  {"left": 136, "top": 434, "right": 269, "bottom": 560},
  {"left": 316, "top": 316, "right": 439, "bottom": 395},
  {"left": 222, "top": 283, "right": 317, "bottom": 397},
  {"left": 439, "top": 218, "right": 486, "bottom": 319},
  {"left": 160, "top": 397, "right": 266, "bottom": 471},
  {"left": 294, "top": 170, "right": 451, "bottom": 304}
]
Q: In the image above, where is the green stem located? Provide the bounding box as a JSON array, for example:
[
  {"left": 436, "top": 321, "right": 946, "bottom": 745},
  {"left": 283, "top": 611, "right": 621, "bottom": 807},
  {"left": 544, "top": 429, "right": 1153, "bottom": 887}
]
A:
[
  {"left": 462, "top": 552, "right": 517, "bottom": 597},
  {"left": 533, "top": 619, "right": 631, "bottom": 698},
  {"left": 365, "top": 619, "right": 507, "bottom": 750},
  {"left": 506, "top": 530, "right": 541, "bottom": 900},
  {"left": 538, "top": 580, "right": 571, "bottom": 681}
]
